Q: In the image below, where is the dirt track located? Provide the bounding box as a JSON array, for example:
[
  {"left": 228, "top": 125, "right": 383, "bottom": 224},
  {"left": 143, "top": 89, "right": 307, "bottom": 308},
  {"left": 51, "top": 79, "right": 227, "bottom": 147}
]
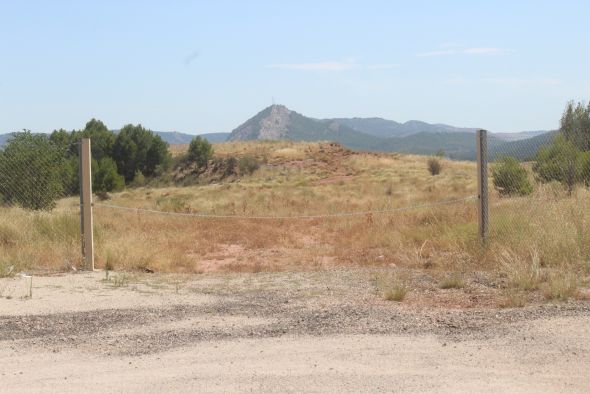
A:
[{"left": 1, "top": 270, "right": 589, "bottom": 393}]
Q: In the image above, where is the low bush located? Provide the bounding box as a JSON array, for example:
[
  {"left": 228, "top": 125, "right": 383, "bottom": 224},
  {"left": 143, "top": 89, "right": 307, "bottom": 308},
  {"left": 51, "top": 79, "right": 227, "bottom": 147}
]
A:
[
  {"left": 238, "top": 155, "right": 260, "bottom": 175},
  {"left": 427, "top": 157, "right": 442, "bottom": 176},
  {"left": 492, "top": 157, "right": 533, "bottom": 196},
  {"left": 187, "top": 136, "right": 213, "bottom": 168}
]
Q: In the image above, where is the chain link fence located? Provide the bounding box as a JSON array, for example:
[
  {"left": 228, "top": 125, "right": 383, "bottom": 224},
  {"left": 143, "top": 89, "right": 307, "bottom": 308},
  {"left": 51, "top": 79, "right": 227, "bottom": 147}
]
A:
[
  {"left": 0, "top": 132, "right": 83, "bottom": 275},
  {"left": 2, "top": 125, "right": 588, "bottom": 277},
  {"left": 486, "top": 115, "right": 590, "bottom": 273}
]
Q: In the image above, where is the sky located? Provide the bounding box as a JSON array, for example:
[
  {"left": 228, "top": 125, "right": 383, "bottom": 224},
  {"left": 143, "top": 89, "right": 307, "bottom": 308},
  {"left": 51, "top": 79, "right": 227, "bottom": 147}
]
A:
[{"left": 1, "top": 0, "right": 589, "bottom": 134}]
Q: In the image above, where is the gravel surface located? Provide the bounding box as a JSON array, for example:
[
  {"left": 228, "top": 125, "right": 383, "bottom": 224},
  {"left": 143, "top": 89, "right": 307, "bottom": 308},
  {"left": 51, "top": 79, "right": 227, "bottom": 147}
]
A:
[{"left": 1, "top": 269, "right": 589, "bottom": 393}]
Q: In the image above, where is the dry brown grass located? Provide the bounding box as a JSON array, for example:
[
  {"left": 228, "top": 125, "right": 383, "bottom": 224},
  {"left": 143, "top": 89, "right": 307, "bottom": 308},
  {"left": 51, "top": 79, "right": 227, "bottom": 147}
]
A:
[
  {"left": 375, "top": 272, "right": 410, "bottom": 302},
  {"left": 439, "top": 273, "right": 465, "bottom": 289},
  {"left": 499, "top": 290, "right": 528, "bottom": 308},
  {"left": 1, "top": 140, "right": 589, "bottom": 307}
]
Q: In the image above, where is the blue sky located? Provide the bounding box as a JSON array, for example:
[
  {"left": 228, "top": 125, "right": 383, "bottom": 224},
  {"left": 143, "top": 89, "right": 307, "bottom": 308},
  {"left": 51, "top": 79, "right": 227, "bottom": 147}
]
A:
[{"left": 1, "top": 0, "right": 588, "bottom": 134}]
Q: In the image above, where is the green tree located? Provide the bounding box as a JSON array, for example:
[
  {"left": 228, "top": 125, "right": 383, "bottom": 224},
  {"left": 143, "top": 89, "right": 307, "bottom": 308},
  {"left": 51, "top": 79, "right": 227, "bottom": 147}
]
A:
[
  {"left": 112, "top": 124, "right": 171, "bottom": 182},
  {"left": 0, "top": 132, "right": 66, "bottom": 210},
  {"left": 94, "top": 157, "right": 125, "bottom": 193},
  {"left": 49, "top": 128, "right": 77, "bottom": 155},
  {"left": 51, "top": 119, "right": 116, "bottom": 162},
  {"left": 533, "top": 135, "right": 580, "bottom": 194},
  {"left": 578, "top": 151, "right": 590, "bottom": 186},
  {"left": 146, "top": 135, "right": 171, "bottom": 176},
  {"left": 492, "top": 157, "right": 533, "bottom": 196},
  {"left": 79, "top": 119, "right": 116, "bottom": 161},
  {"left": 560, "top": 101, "right": 590, "bottom": 151},
  {"left": 187, "top": 136, "right": 213, "bottom": 168},
  {"left": 60, "top": 155, "right": 80, "bottom": 195}
]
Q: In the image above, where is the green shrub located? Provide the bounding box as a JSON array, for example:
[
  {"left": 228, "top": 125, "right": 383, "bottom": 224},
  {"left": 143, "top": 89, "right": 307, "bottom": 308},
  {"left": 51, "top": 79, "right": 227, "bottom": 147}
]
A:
[
  {"left": 94, "top": 157, "right": 125, "bottom": 193},
  {"left": 130, "top": 170, "right": 146, "bottom": 187},
  {"left": 0, "top": 132, "right": 66, "bottom": 210},
  {"left": 579, "top": 151, "right": 590, "bottom": 186},
  {"left": 492, "top": 157, "right": 533, "bottom": 196},
  {"left": 238, "top": 155, "right": 260, "bottom": 175},
  {"left": 112, "top": 124, "right": 171, "bottom": 182},
  {"left": 533, "top": 135, "right": 579, "bottom": 193},
  {"left": 224, "top": 157, "right": 238, "bottom": 177},
  {"left": 187, "top": 136, "right": 213, "bottom": 168}
]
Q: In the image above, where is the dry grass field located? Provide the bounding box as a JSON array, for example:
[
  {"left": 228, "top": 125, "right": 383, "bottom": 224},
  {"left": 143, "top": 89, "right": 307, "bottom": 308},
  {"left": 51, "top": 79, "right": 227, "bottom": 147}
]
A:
[{"left": 1, "top": 140, "right": 589, "bottom": 307}]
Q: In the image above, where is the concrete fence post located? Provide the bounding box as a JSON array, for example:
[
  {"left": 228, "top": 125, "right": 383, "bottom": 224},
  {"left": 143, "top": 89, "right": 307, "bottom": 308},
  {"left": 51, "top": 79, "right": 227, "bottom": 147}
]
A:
[
  {"left": 476, "top": 129, "right": 489, "bottom": 243},
  {"left": 80, "top": 138, "right": 95, "bottom": 270}
]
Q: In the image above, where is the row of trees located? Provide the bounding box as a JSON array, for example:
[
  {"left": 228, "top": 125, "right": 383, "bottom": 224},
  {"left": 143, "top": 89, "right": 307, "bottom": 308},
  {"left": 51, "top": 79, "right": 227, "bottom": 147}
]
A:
[
  {"left": 493, "top": 101, "right": 590, "bottom": 196},
  {"left": 0, "top": 118, "right": 220, "bottom": 210},
  {"left": 50, "top": 119, "right": 172, "bottom": 185},
  {"left": 0, "top": 120, "right": 173, "bottom": 209}
]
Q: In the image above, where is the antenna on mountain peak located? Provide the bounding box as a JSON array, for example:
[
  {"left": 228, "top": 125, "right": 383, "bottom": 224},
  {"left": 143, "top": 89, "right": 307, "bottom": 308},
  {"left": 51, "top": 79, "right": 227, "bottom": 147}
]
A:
[{"left": 272, "top": 96, "right": 275, "bottom": 106}]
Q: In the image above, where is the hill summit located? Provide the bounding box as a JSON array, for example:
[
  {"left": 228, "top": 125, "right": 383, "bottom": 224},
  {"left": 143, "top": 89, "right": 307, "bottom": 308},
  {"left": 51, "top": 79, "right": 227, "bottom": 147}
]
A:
[
  {"left": 227, "top": 104, "right": 480, "bottom": 142},
  {"left": 229, "top": 105, "right": 292, "bottom": 140},
  {"left": 227, "top": 104, "right": 365, "bottom": 142},
  {"left": 226, "top": 105, "right": 554, "bottom": 160}
]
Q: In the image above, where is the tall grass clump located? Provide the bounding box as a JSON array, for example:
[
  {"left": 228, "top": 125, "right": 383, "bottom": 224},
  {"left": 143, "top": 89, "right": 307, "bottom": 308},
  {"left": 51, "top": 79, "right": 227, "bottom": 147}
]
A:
[
  {"left": 427, "top": 157, "right": 442, "bottom": 176},
  {"left": 543, "top": 272, "right": 578, "bottom": 301},
  {"left": 500, "top": 249, "right": 543, "bottom": 291},
  {"left": 375, "top": 272, "right": 410, "bottom": 302},
  {"left": 0, "top": 205, "right": 81, "bottom": 274},
  {"left": 439, "top": 273, "right": 465, "bottom": 289}
]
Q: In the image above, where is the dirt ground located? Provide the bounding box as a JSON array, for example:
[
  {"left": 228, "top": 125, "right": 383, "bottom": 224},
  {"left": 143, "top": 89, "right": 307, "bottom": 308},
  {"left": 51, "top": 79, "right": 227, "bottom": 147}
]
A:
[{"left": 1, "top": 269, "right": 589, "bottom": 393}]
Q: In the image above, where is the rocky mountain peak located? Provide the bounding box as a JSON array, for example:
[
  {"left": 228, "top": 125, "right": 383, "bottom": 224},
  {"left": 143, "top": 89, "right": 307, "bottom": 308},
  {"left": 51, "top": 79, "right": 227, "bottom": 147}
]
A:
[{"left": 228, "top": 105, "right": 293, "bottom": 141}]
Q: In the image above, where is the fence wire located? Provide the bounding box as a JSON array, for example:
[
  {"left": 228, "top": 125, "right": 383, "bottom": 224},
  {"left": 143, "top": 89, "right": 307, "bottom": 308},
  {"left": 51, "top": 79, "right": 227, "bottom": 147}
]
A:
[
  {"left": 0, "top": 132, "right": 80, "bottom": 211},
  {"left": 95, "top": 195, "right": 477, "bottom": 220},
  {"left": 0, "top": 129, "right": 478, "bottom": 274},
  {"left": 487, "top": 122, "right": 590, "bottom": 265},
  {"left": 0, "top": 132, "right": 82, "bottom": 275}
]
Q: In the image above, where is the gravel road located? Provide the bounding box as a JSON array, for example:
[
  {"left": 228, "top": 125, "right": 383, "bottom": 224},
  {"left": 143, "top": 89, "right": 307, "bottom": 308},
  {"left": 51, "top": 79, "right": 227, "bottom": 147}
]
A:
[{"left": 1, "top": 270, "right": 589, "bottom": 393}]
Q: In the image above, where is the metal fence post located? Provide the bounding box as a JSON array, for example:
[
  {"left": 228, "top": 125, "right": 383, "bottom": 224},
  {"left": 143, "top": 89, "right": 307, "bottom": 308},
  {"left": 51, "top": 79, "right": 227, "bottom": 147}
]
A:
[
  {"left": 80, "top": 138, "right": 95, "bottom": 270},
  {"left": 476, "top": 129, "right": 489, "bottom": 243}
]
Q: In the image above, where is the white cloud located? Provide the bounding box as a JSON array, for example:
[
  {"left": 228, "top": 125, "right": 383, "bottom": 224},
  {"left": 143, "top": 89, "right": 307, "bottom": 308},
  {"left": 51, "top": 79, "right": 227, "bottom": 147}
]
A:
[{"left": 418, "top": 47, "right": 509, "bottom": 57}]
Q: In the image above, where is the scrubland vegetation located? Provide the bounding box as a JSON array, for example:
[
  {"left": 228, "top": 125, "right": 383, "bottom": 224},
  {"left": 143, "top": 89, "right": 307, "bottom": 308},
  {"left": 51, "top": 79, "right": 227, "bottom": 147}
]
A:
[
  {"left": 1, "top": 138, "right": 589, "bottom": 307},
  {"left": 1, "top": 101, "right": 590, "bottom": 308}
]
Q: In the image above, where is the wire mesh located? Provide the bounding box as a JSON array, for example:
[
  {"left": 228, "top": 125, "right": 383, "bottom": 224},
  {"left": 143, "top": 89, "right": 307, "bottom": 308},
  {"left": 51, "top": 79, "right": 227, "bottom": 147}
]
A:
[
  {"left": 0, "top": 132, "right": 80, "bottom": 210},
  {"left": 0, "top": 130, "right": 484, "bottom": 274},
  {"left": 0, "top": 132, "right": 82, "bottom": 275},
  {"left": 487, "top": 113, "right": 590, "bottom": 269},
  {"left": 88, "top": 139, "right": 480, "bottom": 273}
]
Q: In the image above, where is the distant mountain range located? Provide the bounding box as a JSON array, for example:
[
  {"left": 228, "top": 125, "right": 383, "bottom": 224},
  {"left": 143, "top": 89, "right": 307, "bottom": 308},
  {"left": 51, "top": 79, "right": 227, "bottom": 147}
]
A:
[
  {"left": 227, "top": 105, "right": 555, "bottom": 160},
  {"left": 0, "top": 133, "right": 12, "bottom": 146},
  {"left": 329, "top": 117, "right": 478, "bottom": 138},
  {"left": 1, "top": 106, "right": 555, "bottom": 160},
  {"left": 151, "top": 131, "right": 229, "bottom": 144}
]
